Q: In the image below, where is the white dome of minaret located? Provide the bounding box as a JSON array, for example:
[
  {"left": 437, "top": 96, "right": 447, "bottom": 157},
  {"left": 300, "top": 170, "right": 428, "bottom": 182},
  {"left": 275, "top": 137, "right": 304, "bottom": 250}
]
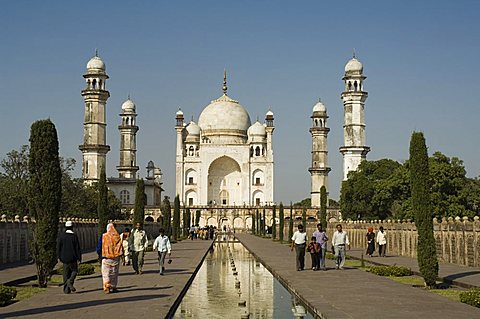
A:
[
  {"left": 86, "top": 50, "right": 106, "bottom": 74},
  {"left": 248, "top": 120, "right": 266, "bottom": 136},
  {"left": 344, "top": 51, "right": 363, "bottom": 74},
  {"left": 312, "top": 99, "right": 326, "bottom": 113},
  {"left": 121, "top": 96, "right": 135, "bottom": 112}
]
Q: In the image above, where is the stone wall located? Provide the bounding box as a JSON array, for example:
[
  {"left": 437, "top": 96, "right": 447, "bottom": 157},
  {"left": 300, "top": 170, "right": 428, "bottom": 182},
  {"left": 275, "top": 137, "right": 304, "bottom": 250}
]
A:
[
  {"left": 323, "top": 216, "right": 480, "bottom": 267},
  {"left": 0, "top": 214, "right": 161, "bottom": 267}
]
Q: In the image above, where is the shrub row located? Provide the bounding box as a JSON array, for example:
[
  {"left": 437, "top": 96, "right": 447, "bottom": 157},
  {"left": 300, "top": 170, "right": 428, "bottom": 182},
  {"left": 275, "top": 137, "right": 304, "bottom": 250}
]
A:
[
  {"left": 55, "top": 263, "right": 95, "bottom": 276},
  {"left": 460, "top": 288, "right": 480, "bottom": 308},
  {"left": 0, "top": 285, "right": 17, "bottom": 306},
  {"left": 368, "top": 265, "right": 412, "bottom": 277}
]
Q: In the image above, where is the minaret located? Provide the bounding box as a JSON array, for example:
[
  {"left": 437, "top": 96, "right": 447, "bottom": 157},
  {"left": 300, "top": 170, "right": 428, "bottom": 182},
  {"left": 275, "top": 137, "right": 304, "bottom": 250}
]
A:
[
  {"left": 117, "top": 96, "right": 139, "bottom": 179},
  {"left": 309, "top": 99, "right": 331, "bottom": 207},
  {"left": 175, "top": 108, "right": 185, "bottom": 202},
  {"left": 265, "top": 109, "right": 275, "bottom": 205},
  {"left": 340, "top": 53, "right": 370, "bottom": 180},
  {"left": 79, "top": 52, "right": 110, "bottom": 184}
]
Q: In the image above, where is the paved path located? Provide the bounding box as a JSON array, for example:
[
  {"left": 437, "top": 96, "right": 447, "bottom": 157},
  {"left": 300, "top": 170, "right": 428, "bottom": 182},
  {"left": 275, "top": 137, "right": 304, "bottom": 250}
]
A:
[
  {"left": 0, "top": 239, "right": 213, "bottom": 319},
  {"left": 0, "top": 252, "right": 99, "bottom": 286},
  {"left": 347, "top": 249, "right": 480, "bottom": 289},
  {"left": 235, "top": 234, "right": 480, "bottom": 319}
]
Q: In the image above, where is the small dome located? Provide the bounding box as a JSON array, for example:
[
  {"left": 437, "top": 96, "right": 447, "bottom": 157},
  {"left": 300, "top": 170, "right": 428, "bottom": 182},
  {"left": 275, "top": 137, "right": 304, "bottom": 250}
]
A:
[
  {"left": 186, "top": 121, "right": 201, "bottom": 136},
  {"left": 345, "top": 57, "right": 363, "bottom": 74},
  {"left": 266, "top": 110, "right": 274, "bottom": 117},
  {"left": 313, "top": 100, "right": 326, "bottom": 113},
  {"left": 86, "top": 56, "right": 106, "bottom": 71},
  {"left": 176, "top": 109, "right": 184, "bottom": 116},
  {"left": 121, "top": 98, "right": 135, "bottom": 111},
  {"left": 248, "top": 121, "right": 266, "bottom": 136}
]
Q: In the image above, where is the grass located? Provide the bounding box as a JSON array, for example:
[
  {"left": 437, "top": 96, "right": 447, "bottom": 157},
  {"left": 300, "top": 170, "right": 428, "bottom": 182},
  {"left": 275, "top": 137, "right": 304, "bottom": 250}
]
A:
[
  {"left": 431, "top": 289, "right": 463, "bottom": 302},
  {"left": 390, "top": 275, "right": 425, "bottom": 286},
  {"left": 14, "top": 286, "right": 46, "bottom": 301}
]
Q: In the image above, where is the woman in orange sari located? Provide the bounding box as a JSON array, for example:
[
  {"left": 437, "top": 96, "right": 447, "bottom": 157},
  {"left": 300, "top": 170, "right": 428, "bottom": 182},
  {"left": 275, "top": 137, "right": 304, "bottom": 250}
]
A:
[{"left": 97, "top": 223, "right": 123, "bottom": 293}]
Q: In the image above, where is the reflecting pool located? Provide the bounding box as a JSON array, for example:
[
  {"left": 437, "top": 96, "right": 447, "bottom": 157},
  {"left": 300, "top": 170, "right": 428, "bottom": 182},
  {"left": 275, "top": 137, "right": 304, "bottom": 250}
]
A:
[{"left": 173, "top": 240, "right": 314, "bottom": 318}]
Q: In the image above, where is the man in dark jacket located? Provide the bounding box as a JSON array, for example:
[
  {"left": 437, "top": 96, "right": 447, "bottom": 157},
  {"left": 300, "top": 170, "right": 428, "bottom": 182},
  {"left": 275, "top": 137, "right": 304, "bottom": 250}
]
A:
[{"left": 57, "top": 221, "right": 82, "bottom": 294}]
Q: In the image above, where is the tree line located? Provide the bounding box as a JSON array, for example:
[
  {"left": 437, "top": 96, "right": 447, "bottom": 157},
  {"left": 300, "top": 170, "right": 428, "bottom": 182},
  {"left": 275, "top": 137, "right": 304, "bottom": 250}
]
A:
[{"left": 340, "top": 151, "right": 480, "bottom": 221}]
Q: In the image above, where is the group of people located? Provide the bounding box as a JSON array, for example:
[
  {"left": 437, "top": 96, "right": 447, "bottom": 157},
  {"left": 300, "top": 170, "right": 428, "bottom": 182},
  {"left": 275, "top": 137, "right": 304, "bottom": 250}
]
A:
[
  {"left": 189, "top": 224, "right": 216, "bottom": 240},
  {"left": 291, "top": 223, "right": 388, "bottom": 271},
  {"left": 365, "top": 226, "right": 387, "bottom": 257},
  {"left": 56, "top": 221, "right": 173, "bottom": 295}
]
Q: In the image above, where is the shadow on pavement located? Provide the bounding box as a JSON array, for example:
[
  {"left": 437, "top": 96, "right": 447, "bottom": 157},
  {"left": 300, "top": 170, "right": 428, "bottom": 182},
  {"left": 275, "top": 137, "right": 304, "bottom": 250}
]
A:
[
  {"left": 0, "top": 294, "right": 169, "bottom": 318},
  {"left": 444, "top": 271, "right": 480, "bottom": 281}
]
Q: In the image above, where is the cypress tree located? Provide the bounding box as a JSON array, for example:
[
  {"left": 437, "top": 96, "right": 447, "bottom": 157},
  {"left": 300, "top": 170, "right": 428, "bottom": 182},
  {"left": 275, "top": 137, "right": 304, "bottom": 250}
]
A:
[
  {"left": 320, "top": 186, "right": 328, "bottom": 230},
  {"left": 288, "top": 202, "right": 294, "bottom": 243},
  {"left": 251, "top": 210, "right": 256, "bottom": 234},
  {"left": 28, "top": 119, "right": 62, "bottom": 288},
  {"left": 302, "top": 207, "right": 307, "bottom": 230},
  {"left": 279, "top": 202, "right": 284, "bottom": 242},
  {"left": 133, "top": 179, "right": 145, "bottom": 226},
  {"left": 410, "top": 131, "right": 438, "bottom": 288},
  {"left": 262, "top": 209, "right": 266, "bottom": 236},
  {"left": 162, "top": 196, "right": 172, "bottom": 236},
  {"left": 97, "top": 166, "right": 108, "bottom": 235},
  {"left": 195, "top": 210, "right": 201, "bottom": 225},
  {"left": 186, "top": 208, "right": 191, "bottom": 235},
  {"left": 272, "top": 205, "right": 277, "bottom": 240},
  {"left": 173, "top": 195, "right": 181, "bottom": 241},
  {"left": 255, "top": 208, "right": 259, "bottom": 235}
]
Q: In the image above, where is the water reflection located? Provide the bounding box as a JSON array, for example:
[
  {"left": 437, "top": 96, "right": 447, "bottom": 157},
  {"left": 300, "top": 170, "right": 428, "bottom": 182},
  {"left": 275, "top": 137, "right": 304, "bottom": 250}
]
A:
[{"left": 174, "top": 240, "right": 314, "bottom": 318}]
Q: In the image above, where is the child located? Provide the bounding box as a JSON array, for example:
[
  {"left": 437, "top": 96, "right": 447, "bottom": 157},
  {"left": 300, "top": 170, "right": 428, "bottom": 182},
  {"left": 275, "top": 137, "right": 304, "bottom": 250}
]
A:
[
  {"left": 153, "top": 228, "right": 172, "bottom": 275},
  {"left": 307, "top": 236, "right": 320, "bottom": 271},
  {"left": 120, "top": 228, "right": 131, "bottom": 266}
]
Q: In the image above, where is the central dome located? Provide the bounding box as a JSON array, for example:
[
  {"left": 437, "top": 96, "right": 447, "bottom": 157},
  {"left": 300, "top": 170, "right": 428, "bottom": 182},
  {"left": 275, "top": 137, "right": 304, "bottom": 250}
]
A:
[{"left": 198, "top": 94, "right": 251, "bottom": 136}]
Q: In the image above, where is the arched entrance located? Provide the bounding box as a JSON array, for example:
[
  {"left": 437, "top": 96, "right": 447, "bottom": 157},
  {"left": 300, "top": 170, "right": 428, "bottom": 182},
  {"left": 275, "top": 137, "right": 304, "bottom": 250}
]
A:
[{"left": 208, "top": 156, "right": 242, "bottom": 206}]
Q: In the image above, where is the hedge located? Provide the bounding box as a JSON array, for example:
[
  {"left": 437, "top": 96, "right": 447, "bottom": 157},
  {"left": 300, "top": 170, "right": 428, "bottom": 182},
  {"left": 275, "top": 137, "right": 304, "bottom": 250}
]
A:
[
  {"left": 56, "top": 263, "right": 95, "bottom": 276},
  {"left": 0, "top": 285, "right": 17, "bottom": 306},
  {"left": 460, "top": 288, "right": 480, "bottom": 308},
  {"left": 368, "top": 265, "right": 412, "bottom": 277}
]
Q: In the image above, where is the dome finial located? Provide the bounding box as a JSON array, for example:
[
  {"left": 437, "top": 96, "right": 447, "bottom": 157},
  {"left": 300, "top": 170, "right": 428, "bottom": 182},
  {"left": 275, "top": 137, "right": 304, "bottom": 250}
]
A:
[
  {"left": 127, "top": 93, "right": 131, "bottom": 100},
  {"left": 223, "top": 68, "right": 228, "bottom": 95},
  {"left": 352, "top": 48, "right": 356, "bottom": 59},
  {"left": 95, "top": 48, "right": 99, "bottom": 57}
]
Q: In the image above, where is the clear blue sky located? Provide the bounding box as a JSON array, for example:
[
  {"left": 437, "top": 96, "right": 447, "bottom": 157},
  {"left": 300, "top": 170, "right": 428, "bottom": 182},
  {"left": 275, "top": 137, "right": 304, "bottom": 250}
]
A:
[{"left": 1, "top": 1, "right": 479, "bottom": 203}]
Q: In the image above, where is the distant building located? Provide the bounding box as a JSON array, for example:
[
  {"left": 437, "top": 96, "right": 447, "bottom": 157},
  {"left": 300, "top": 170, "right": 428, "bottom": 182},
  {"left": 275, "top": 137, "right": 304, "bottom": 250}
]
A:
[{"left": 175, "top": 71, "right": 275, "bottom": 207}]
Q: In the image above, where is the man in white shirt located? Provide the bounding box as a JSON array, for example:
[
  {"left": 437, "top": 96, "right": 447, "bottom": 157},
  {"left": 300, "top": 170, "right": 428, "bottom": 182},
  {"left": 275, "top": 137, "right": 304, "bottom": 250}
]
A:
[
  {"left": 291, "top": 224, "right": 308, "bottom": 271},
  {"left": 153, "top": 228, "right": 172, "bottom": 275},
  {"left": 332, "top": 224, "right": 350, "bottom": 270},
  {"left": 128, "top": 223, "right": 148, "bottom": 274}
]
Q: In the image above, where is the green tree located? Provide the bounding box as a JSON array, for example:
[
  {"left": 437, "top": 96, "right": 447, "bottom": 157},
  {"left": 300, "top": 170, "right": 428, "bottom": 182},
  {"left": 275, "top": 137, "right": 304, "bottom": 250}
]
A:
[
  {"left": 161, "top": 196, "right": 172, "bottom": 236},
  {"left": 302, "top": 207, "right": 307, "bottom": 230},
  {"left": 173, "top": 195, "right": 181, "bottom": 241},
  {"left": 279, "top": 202, "right": 284, "bottom": 242},
  {"left": 133, "top": 179, "right": 145, "bottom": 226},
  {"left": 262, "top": 209, "right": 266, "bottom": 236},
  {"left": 28, "top": 119, "right": 62, "bottom": 288},
  {"left": 0, "top": 145, "right": 29, "bottom": 217},
  {"left": 410, "top": 132, "right": 438, "bottom": 288},
  {"left": 251, "top": 209, "right": 256, "bottom": 234},
  {"left": 195, "top": 210, "right": 201, "bottom": 225},
  {"left": 319, "top": 186, "right": 327, "bottom": 230},
  {"left": 97, "top": 166, "right": 108, "bottom": 235},
  {"left": 288, "top": 203, "right": 293, "bottom": 243},
  {"left": 293, "top": 198, "right": 311, "bottom": 207},
  {"left": 185, "top": 208, "right": 191, "bottom": 236},
  {"left": 272, "top": 205, "right": 277, "bottom": 240}
]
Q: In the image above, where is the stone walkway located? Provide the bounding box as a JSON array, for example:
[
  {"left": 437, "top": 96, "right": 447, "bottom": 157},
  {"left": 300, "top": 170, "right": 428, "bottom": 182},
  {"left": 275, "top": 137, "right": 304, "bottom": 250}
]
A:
[
  {"left": 235, "top": 234, "right": 480, "bottom": 319},
  {"left": 347, "top": 248, "right": 480, "bottom": 289},
  {"left": 0, "top": 239, "right": 213, "bottom": 319}
]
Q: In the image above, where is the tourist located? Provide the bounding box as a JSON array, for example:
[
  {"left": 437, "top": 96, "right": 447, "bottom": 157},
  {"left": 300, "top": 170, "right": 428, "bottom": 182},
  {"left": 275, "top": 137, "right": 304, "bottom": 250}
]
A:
[
  {"left": 332, "top": 224, "right": 350, "bottom": 270},
  {"left": 153, "top": 228, "right": 172, "bottom": 275},
  {"left": 120, "top": 228, "right": 131, "bottom": 266},
  {"left": 97, "top": 223, "right": 123, "bottom": 293},
  {"left": 189, "top": 224, "right": 196, "bottom": 240},
  {"left": 307, "top": 236, "right": 320, "bottom": 270},
  {"left": 377, "top": 226, "right": 387, "bottom": 257},
  {"left": 366, "top": 227, "right": 375, "bottom": 257},
  {"left": 312, "top": 223, "right": 328, "bottom": 271},
  {"left": 57, "top": 220, "right": 82, "bottom": 294},
  {"left": 129, "top": 222, "right": 148, "bottom": 274},
  {"left": 209, "top": 225, "right": 215, "bottom": 240},
  {"left": 291, "top": 224, "right": 308, "bottom": 271}
]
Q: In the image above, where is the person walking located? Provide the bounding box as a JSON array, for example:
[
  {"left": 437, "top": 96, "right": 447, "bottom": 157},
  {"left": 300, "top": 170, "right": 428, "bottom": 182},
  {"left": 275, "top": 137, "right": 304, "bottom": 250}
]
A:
[
  {"left": 97, "top": 223, "right": 123, "bottom": 293},
  {"left": 312, "top": 223, "right": 328, "bottom": 271},
  {"left": 366, "top": 227, "right": 375, "bottom": 257},
  {"left": 129, "top": 222, "right": 148, "bottom": 274},
  {"left": 307, "top": 236, "right": 320, "bottom": 270},
  {"left": 291, "top": 224, "right": 308, "bottom": 271},
  {"left": 120, "top": 228, "right": 131, "bottom": 266},
  {"left": 377, "top": 226, "right": 387, "bottom": 257},
  {"left": 57, "top": 220, "right": 82, "bottom": 294},
  {"left": 153, "top": 228, "right": 172, "bottom": 275},
  {"left": 332, "top": 224, "right": 350, "bottom": 270}
]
